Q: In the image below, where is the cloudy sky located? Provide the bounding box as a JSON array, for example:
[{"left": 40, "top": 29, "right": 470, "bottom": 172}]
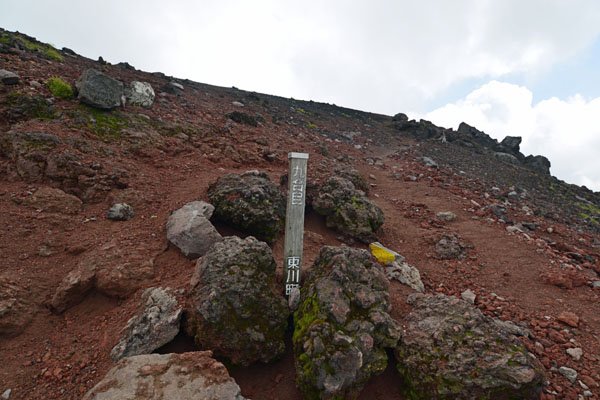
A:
[{"left": 2, "top": 0, "right": 600, "bottom": 191}]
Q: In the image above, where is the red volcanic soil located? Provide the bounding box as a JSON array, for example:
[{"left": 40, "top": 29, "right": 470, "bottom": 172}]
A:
[{"left": 0, "top": 30, "right": 599, "bottom": 399}]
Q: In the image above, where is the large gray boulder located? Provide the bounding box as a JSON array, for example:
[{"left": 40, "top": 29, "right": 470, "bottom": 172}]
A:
[
  {"left": 207, "top": 171, "right": 285, "bottom": 243},
  {"left": 293, "top": 246, "right": 401, "bottom": 399},
  {"left": 83, "top": 351, "right": 246, "bottom": 400},
  {"left": 500, "top": 136, "right": 522, "bottom": 154},
  {"left": 166, "top": 201, "right": 223, "bottom": 259},
  {"left": 110, "top": 287, "right": 183, "bottom": 361},
  {"left": 313, "top": 176, "right": 384, "bottom": 242},
  {"left": 76, "top": 68, "right": 124, "bottom": 110},
  {"left": 126, "top": 81, "right": 155, "bottom": 107},
  {"left": 0, "top": 69, "right": 20, "bottom": 85},
  {"left": 395, "top": 293, "right": 544, "bottom": 399},
  {"left": 186, "top": 236, "right": 288, "bottom": 366}
]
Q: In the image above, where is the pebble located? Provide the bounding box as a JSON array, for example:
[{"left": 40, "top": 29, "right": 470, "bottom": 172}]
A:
[
  {"left": 232, "top": 101, "right": 244, "bottom": 107},
  {"left": 1, "top": 389, "right": 11, "bottom": 399},
  {"left": 557, "top": 311, "right": 580, "bottom": 328},
  {"left": 566, "top": 347, "right": 583, "bottom": 361},
  {"left": 107, "top": 203, "right": 135, "bottom": 221},
  {"left": 436, "top": 211, "right": 457, "bottom": 222},
  {"left": 460, "top": 289, "right": 476, "bottom": 304},
  {"left": 558, "top": 366, "right": 578, "bottom": 383}
]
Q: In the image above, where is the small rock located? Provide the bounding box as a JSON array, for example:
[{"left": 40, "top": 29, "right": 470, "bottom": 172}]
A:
[
  {"left": 566, "top": 348, "right": 583, "bottom": 361},
  {"left": 557, "top": 311, "right": 580, "bottom": 328},
  {"left": 436, "top": 211, "right": 456, "bottom": 222},
  {"left": 584, "top": 390, "right": 593, "bottom": 397},
  {"left": 591, "top": 281, "right": 600, "bottom": 289},
  {"left": 110, "top": 287, "right": 182, "bottom": 360},
  {"left": 435, "top": 233, "right": 468, "bottom": 259},
  {"left": 232, "top": 101, "right": 244, "bottom": 107},
  {"left": 1, "top": 389, "right": 11, "bottom": 399},
  {"left": 559, "top": 366, "right": 578, "bottom": 383},
  {"left": 421, "top": 156, "right": 438, "bottom": 168},
  {"left": 461, "top": 289, "right": 476, "bottom": 304},
  {"left": 506, "top": 225, "right": 524, "bottom": 233},
  {"left": 385, "top": 260, "right": 424, "bottom": 292},
  {"left": 107, "top": 203, "right": 134, "bottom": 221},
  {"left": 0, "top": 69, "right": 20, "bottom": 85}
]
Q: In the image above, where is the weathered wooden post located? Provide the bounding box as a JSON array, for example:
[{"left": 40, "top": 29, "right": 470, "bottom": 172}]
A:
[{"left": 283, "top": 152, "right": 309, "bottom": 295}]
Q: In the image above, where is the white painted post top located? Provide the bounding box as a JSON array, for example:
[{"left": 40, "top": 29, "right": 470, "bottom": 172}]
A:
[{"left": 288, "top": 152, "right": 309, "bottom": 159}]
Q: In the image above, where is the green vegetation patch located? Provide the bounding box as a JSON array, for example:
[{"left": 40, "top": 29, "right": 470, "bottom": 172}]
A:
[
  {"left": 577, "top": 201, "right": 600, "bottom": 225},
  {"left": 5, "top": 91, "right": 56, "bottom": 121},
  {"left": 0, "top": 31, "right": 63, "bottom": 61},
  {"left": 83, "top": 106, "right": 128, "bottom": 140},
  {"left": 46, "top": 77, "right": 73, "bottom": 99}
]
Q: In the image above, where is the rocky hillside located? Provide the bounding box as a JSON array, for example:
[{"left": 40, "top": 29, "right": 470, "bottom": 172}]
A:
[{"left": 1, "top": 28, "right": 599, "bottom": 400}]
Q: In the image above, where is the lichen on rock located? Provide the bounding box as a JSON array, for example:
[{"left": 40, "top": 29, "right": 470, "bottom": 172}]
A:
[
  {"left": 293, "top": 246, "right": 401, "bottom": 399},
  {"left": 395, "top": 293, "right": 545, "bottom": 399},
  {"left": 185, "top": 236, "right": 288, "bottom": 366},
  {"left": 313, "top": 176, "right": 384, "bottom": 243},
  {"left": 207, "top": 170, "right": 285, "bottom": 243}
]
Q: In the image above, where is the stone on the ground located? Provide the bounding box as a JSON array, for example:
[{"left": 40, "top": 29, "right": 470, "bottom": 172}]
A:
[
  {"left": 125, "top": 81, "right": 155, "bottom": 107},
  {"left": 0, "top": 276, "right": 33, "bottom": 337},
  {"left": 107, "top": 203, "right": 134, "bottom": 221},
  {"left": 50, "top": 238, "right": 162, "bottom": 313},
  {"left": 293, "top": 246, "right": 401, "bottom": 399},
  {"left": 384, "top": 260, "right": 424, "bottom": 292},
  {"left": 395, "top": 293, "right": 544, "bottom": 399},
  {"left": 335, "top": 167, "right": 370, "bottom": 194},
  {"left": 83, "top": 352, "right": 246, "bottom": 400},
  {"left": 313, "top": 176, "right": 384, "bottom": 243},
  {"left": 22, "top": 186, "right": 82, "bottom": 214},
  {"left": 207, "top": 171, "right": 285, "bottom": 243},
  {"left": 435, "top": 233, "right": 468, "bottom": 259},
  {"left": 1, "top": 388, "right": 11, "bottom": 399},
  {"left": 557, "top": 311, "right": 579, "bottom": 327},
  {"left": 76, "top": 68, "right": 124, "bottom": 110},
  {"left": 162, "top": 81, "right": 184, "bottom": 95},
  {"left": 566, "top": 347, "right": 583, "bottom": 361},
  {"left": 460, "top": 289, "right": 476, "bottom": 304},
  {"left": 436, "top": 211, "right": 457, "bottom": 222},
  {"left": 166, "top": 201, "right": 222, "bottom": 259},
  {"left": 559, "top": 366, "right": 578, "bottom": 383},
  {"left": 186, "top": 236, "right": 288, "bottom": 366},
  {"left": 421, "top": 156, "right": 438, "bottom": 168},
  {"left": 226, "top": 111, "right": 258, "bottom": 127},
  {"left": 0, "top": 69, "right": 20, "bottom": 85},
  {"left": 110, "top": 287, "right": 182, "bottom": 360}
]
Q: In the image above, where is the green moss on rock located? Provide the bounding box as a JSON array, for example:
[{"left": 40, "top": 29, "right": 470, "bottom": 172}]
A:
[{"left": 46, "top": 77, "right": 73, "bottom": 99}]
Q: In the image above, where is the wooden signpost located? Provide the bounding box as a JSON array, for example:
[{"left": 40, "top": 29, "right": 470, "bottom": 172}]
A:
[{"left": 283, "top": 152, "right": 309, "bottom": 295}]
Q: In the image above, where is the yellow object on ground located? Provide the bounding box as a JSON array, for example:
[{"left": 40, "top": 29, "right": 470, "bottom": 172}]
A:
[{"left": 369, "top": 242, "right": 399, "bottom": 264}]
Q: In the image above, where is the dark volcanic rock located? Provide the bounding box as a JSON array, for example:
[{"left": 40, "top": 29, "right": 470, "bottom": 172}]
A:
[
  {"left": 226, "top": 111, "right": 259, "bottom": 127},
  {"left": 207, "top": 171, "right": 285, "bottom": 243},
  {"left": 293, "top": 246, "right": 401, "bottom": 399},
  {"left": 313, "top": 176, "right": 384, "bottom": 243},
  {"left": 83, "top": 352, "right": 247, "bottom": 400},
  {"left": 524, "top": 155, "right": 551, "bottom": 175},
  {"left": 186, "top": 236, "right": 288, "bottom": 366},
  {"left": 334, "top": 167, "right": 370, "bottom": 194},
  {"left": 107, "top": 203, "right": 134, "bottom": 221},
  {"left": 435, "top": 233, "right": 468, "bottom": 259},
  {"left": 110, "top": 287, "right": 182, "bottom": 360},
  {"left": 395, "top": 293, "right": 544, "bottom": 399},
  {"left": 0, "top": 69, "right": 20, "bottom": 85},
  {"left": 500, "top": 136, "right": 522, "bottom": 154},
  {"left": 76, "top": 68, "right": 124, "bottom": 110}
]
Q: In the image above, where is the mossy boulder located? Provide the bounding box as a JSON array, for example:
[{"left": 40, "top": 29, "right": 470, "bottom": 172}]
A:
[
  {"left": 46, "top": 76, "right": 73, "bottom": 99},
  {"left": 313, "top": 176, "right": 384, "bottom": 243},
  {"left": 395, "top": 293, "right": 544, "bottom": 399},
  {"left": 207, "top": 171, "right": 285, "bottom": 243},
  {"left": 293, "top": 246, "right": 401, "bottom": 399},
  {"left": 185, "top": 236, "right": 288, "bottom": 366}
]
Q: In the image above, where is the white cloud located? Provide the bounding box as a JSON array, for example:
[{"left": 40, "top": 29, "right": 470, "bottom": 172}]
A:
[{"left": 423, "top": 81, "right": 600, "bottom": 191}]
